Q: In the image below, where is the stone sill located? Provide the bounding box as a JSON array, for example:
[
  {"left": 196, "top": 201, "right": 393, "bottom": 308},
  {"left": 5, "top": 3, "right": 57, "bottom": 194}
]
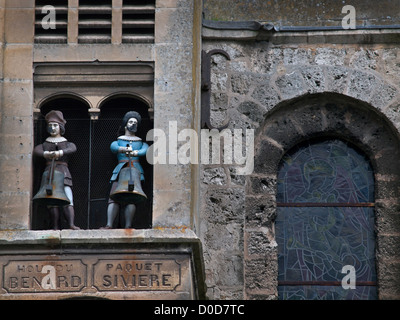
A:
[
  {"left": 0, "top": 228, "right": 200, "bottom": 247},
  {"left": 0, "top": 228, "right": 207, "bottom": 300}
]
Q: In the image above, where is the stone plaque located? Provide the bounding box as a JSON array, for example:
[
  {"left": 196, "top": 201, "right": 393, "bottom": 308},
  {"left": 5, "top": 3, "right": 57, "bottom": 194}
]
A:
[
  {"left": 93, "top": 258, "right": 181, "bottom": 292},
  {"left": 0, "top": 253, "right": 193, "bottom": 299},
  {"left": 2, "top": 259, "right": 87, "bottom": 293},
  {"left": 0, "top": 229, "right": 206, "bottom": 300}
]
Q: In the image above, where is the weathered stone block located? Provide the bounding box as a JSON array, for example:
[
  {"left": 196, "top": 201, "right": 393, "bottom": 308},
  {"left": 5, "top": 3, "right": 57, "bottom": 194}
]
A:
[
  {"left": 204, "top": 187, "right": 245, "bottom": 224},
  {"left": 237, "top": 101, "right": 265, "bottom": 123},
  {"left": 4, "top": 8, "right": 34, "bottom": 43},
  {"left": 1, "top": 81, "right": 33, "bottom": 117},
  {"left": 203, "top": 222, "right": 243, "bottom": 253},
  {"left": 0, "top": 191, "right": 30, "bottom": 230},
  {"left": 246, "top": 229, "right": 277, "bottom": 256},
  {"left": 251, "top": 83, "right": 281, "bottom": 112},
  {"left": 230, "top": 73, "right": 252, "bottom": 95},
  {"left": 325, "top": 66, "right": 349, "bottom": 94},
  {"left": 248, "top": 176, "right": 276, "bottom": 195},
  {"left": 253, "top": 139, "right": 284, "bottom": 175},
  {"left": 370, "top": 80, "right": 398, "bottom": 110},
  {"left": 155, "top": 7, "right": 193, "bottom": 44},
  {"left": 275, "top": 70, "right": 307, "bottom": 100},
  {"left": 314, "top": 47, "right": 346, "bottom": 66},
  {"left": 245, "top": 254, "right": 277, "bottom": 292},
  {"left": 201, "top": 167, "right": 227, "bottom": 186},
  {"left": 283, "top": 48, "right": 313, "bottom": 66},
  {"left": 245, "top": 195, "right": 276, "bottom": 228},
  {"left": 346, "top": 70, "right": 377, "bottom": 102},
  {"left": 300, "top": 66, "right": 326, "bottom": 93},
  {"left": 350, "top": 49, "right": 379, "bottom": 71}
]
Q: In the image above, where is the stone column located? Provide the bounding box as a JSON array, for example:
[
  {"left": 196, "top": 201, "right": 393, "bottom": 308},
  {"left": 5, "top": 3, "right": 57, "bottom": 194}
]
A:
[
  {"left": 152, "top": 0, "right": 202, "bottom": 229},
  {"left": 0, "top": 0, "right": 34, "bottom": 230}
]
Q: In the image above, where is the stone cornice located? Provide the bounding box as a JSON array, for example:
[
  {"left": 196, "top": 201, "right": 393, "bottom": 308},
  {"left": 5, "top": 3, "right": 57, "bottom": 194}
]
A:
[{"left": 202, "top": 20, "right": 400, "bottom": 44}]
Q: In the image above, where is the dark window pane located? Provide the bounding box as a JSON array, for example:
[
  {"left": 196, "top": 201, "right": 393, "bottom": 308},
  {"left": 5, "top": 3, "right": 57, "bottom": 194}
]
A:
[{"left": 276, "top": 140, "right": 376, "bottom": 300}]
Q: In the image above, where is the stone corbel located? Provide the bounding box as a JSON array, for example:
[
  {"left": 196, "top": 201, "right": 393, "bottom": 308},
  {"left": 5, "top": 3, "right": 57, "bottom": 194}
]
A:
[{"left": 88, "top": 108, "right": 101, "bottom": 121}]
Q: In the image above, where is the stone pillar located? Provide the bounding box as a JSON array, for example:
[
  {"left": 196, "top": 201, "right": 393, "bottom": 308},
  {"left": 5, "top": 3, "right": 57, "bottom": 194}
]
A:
[
  {"left": 152, "top": 0, "right": 202, "bottom": 229},
  {"left": 0, "top": 0, "right": 34, "bottom": 230}
]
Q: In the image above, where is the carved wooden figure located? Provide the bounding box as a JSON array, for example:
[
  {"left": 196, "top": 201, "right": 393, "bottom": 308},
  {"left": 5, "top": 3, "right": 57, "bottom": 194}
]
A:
[
  {"left": 33, "top": 110, "right": 80, "bottom": 230},
  {"left": 103, "top": 111, "right": 148, "bottom": 229}
]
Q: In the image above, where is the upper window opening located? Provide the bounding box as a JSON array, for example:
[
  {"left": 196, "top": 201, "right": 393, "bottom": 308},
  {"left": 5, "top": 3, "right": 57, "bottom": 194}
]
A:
[
  {"left": 34, "top": 0, "right": 155, "bottom": 44},
  {"left": 78, "top": 0, "right": 112, "bottom": 44},
  {"left": 122, "top": 0, "right": 155, "bottom": 43},
  {"left": 35, "top": 0, "right": 68, "bottom": 44}
]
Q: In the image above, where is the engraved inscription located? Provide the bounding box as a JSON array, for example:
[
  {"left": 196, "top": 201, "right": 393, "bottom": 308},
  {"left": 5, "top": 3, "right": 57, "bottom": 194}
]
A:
[
  {"left": 3, "top": 260, "right": 87, "bottom": 293},
  {"left": 93, "top": 259, "right": 181, "bottom": 291}
]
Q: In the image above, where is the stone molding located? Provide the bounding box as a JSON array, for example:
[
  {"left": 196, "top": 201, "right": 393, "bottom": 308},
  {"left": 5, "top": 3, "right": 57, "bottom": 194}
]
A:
[{"left": 203, "top": 20, "right": 400, "bottom": 44}]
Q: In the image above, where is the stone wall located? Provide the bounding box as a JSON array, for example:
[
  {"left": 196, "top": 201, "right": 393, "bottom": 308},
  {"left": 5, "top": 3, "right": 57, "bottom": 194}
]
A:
[
  {"left": 0, "top": 0, "right": 203, "bottom": 231},
  {"left": 203, "top": 0, "right": 400, "bottom": 27},
  {"left": 0, "top": 0, "right": 34, "bottom": 230},
  {"left": 200, "top": 37, "right": 400, "bottom": 299}
]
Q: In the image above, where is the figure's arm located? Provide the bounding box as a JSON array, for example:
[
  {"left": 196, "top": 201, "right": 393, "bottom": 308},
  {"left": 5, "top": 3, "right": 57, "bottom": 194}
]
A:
[
  {"left": 134, "top": 142, "right": 149, "bottom": 157},
  {"left": 110, "top": 141, "right": 120, "bottom": 154},
  {"left": 33, "top": 144, "right": 45, "bottom": 158},
  {"left": 60, "top": 142, "right": 77, "bottom": 156},
  {"left": 47, "top": 142, "right": 76, "bottom": 159},
  {"left": 33, "top": 144, "right": 56, "bottom": 160}
]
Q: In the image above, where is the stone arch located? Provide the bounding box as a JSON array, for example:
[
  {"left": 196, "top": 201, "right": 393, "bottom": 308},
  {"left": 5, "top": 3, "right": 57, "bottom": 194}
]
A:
[
  {"left": 97, "top": 91, "right": 153, "bottom": 111},
  {"left": 270, "top": 65, "right": 399, "bottom": 118},
  {"left": 36, "top": 92, "right": 92, "bottom": 112},
  {"left": 32, "top": 95, "right": 92, "bottom": 230},
  {"left": 245, "top": 92, "right": 400, "bottom": 299},
  {"left": 92, "top": 93, "right": 154, "bottom": 229}
]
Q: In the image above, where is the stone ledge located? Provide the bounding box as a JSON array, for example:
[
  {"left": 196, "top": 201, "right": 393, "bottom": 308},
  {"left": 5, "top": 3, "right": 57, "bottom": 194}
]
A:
[
  {"left": 0, "top": 228, "right": 200, "bottom": 246},
  {"left": 0, "top": 228, "right": 207, "bottom": 300},
  {"left": 203, "top": 22, "right": 400, "bottom": 44}
]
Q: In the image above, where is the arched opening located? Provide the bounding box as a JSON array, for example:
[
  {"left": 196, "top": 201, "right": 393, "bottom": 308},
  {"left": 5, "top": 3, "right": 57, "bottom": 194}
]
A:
[
  {"left": 32, "top": 96, "right": 90, "bottom": 230},
  {"left": 247, "top": 93, "right": 400, "bottom": 299},
  {"left": 32, "top": 94, "right": 153, "bottom": 230},
  {"left": 91, "top": 95, "right": 153, "bottom": 229}
]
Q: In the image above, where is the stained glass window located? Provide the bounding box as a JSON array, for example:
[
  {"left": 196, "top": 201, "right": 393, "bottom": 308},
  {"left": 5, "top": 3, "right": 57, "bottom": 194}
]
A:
[{"left": 276, "top": 139, "right": 377, "bottom": 300}]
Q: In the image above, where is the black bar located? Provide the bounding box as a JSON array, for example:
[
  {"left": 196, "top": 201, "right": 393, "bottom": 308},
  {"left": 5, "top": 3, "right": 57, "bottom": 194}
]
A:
[
  {"left": 277, "top": 202, "right": 375, "bottom": 207},
  {"left": 278, "top": 281, "right": 377, "bottom": 286}
]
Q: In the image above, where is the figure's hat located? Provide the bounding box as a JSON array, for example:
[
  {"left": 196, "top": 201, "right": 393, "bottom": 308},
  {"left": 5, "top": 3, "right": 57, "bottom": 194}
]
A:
[
  {"left": 45, "top": 110, "right": 66, "bottom": 126},
  {"left": 122, "top": 111, "right": 142, "bottom": 126}
]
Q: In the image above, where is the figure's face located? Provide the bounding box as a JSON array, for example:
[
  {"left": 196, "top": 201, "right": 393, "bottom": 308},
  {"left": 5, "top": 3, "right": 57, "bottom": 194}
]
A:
[
  {"left": 126, "top": 117, "right": 138, "bottom": 133},
  {"left": 47, "top": 122, "right": 61, "bottom": 137}
]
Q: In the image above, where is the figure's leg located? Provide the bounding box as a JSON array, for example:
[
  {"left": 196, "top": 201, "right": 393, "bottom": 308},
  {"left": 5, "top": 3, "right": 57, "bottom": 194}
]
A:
[
  {"left": 49, "top": 207, "right": 60, "bottom": 230},
  {"left": 63, "top": 186, "right": 80, "bottom": 230},
  {"left": 124, "top": 204, "right": 136, "bottom": 229},
  {"left": 63, "top": 205, "right": 80, "bottom": 230},
  {"left": 104, "top": 203, "right": 119, "bottom": 229}
]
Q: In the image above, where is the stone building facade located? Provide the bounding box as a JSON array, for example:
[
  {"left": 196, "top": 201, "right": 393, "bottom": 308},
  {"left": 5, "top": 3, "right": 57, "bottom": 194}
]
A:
[
  {"left": 200, "top": 0, "right": 400, "bottom": 300},
  {"left": 0, "top": 0, "right": 400, "bottom": 300}
]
